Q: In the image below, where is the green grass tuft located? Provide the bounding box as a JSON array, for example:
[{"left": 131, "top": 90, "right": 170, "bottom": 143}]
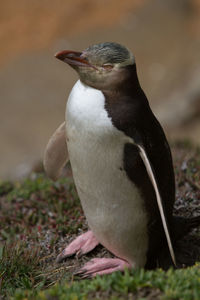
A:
[{"left": 0, "top": 242, "right": 43, "bottom": 298}]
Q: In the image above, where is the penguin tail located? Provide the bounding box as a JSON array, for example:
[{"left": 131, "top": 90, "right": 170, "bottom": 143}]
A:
[{"left": 172, "top": 215, "right": 200, "bottom": 240}]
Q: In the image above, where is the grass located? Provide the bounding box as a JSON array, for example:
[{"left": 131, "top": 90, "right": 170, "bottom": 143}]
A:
[
  {"left": 0, "top": 175, "right": 84, "bottom": 298},
  {"left": 10, "top": 266, "right": 200, "bottom": 299},
  {"left": 0, "top": 242, "right": 42, "bottom": 297},
  {"left": 0, "top": 175, "right": 83, "bottom": 241},
  {"left": 0, "top": 143, "right": 200, "bottom": 299}
]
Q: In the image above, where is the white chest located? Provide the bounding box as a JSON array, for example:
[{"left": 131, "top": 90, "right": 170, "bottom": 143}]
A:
[{"left": 65, "top": 80, "right": 148, "bottom": 267}]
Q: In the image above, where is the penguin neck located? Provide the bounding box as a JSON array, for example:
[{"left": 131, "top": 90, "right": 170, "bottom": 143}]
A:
[{"left": 103, "top": 64, "right": 147, "bottom": 101}]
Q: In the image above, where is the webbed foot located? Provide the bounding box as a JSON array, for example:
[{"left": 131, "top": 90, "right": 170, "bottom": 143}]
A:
[
  {"left": 56, "top": 230, "right": 99, "bottom": 263},
  {"left": 75, "top": 257, "right": 131, "bottom": 278}
]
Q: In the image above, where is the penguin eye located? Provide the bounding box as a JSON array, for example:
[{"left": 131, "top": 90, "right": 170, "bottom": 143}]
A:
[{"left": 102, "top": 64, "right": 113, "bottom": 70}]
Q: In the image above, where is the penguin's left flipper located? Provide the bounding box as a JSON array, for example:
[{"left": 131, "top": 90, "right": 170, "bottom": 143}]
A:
[
  {"left": 43, "top": 122, "right": 69, "bottom": 181},
  {"left": 137, "top": 144, "right": 176, "bottom": 267}
]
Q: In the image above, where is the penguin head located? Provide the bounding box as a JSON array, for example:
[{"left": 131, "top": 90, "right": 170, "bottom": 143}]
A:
[{"left": 55, "top": 42, "right": 135, "bottom": 90}]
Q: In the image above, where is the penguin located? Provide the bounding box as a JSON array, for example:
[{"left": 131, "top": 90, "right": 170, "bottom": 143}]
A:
[{"left": 44, "top": 42, "right": 200, "bottom": 277}]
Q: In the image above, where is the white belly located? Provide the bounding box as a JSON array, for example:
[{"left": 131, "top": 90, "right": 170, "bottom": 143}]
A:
[{"left": 66, "top": 80, "right": 148, "bottom": 267}]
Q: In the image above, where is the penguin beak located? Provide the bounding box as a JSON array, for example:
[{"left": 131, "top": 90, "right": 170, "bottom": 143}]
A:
[{"left": 55, "top": 50, "right": 96, "bottom": 70}]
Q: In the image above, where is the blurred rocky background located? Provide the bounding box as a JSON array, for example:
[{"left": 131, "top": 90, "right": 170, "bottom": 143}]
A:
[{"left": 0, "top": 0, "right": 200, "bottom": 179}]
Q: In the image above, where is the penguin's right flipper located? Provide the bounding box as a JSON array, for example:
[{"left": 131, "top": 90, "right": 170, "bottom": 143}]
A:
[{"left": 43, "top": 122, "right": 69, "bottom": 181}]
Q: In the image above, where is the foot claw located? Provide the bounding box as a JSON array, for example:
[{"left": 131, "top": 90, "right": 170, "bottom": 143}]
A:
[
  {"left": 56, "top": 254, "right": 64, "bottom": 263},
  {"left": 76, "top": 250, "right": 83, "bottom": 258},
  {"left": 81, "top": 273, "right": 92, "bottom": 279},
  {"left": 74, "top": 268, "right": 86, "bottom": 276}
]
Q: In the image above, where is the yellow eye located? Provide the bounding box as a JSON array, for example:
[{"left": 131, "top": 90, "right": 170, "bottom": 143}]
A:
[{"left": 102, "top": 64, "right": 113, "bottom": 70}]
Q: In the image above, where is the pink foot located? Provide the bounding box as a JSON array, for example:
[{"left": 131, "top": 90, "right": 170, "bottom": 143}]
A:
[
  {"left": 56, "top": 230, "right": 99, "bottom": 263},
  {"left": 75, "top": 258, "right": 131, "bottom": 278}
]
